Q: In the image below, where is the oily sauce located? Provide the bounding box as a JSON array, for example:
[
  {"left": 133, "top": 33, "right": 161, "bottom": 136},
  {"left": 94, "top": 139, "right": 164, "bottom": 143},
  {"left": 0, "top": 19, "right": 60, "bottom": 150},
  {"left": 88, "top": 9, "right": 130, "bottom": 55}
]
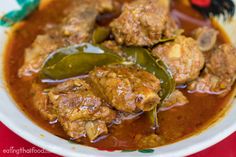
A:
[{"left": 3, "top": 0, "right": 234, "bottom": 150}]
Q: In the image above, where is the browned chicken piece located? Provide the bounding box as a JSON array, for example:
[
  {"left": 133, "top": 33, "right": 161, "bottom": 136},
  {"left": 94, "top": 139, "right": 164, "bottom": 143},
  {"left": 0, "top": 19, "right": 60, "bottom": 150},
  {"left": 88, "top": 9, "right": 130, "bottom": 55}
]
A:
[
  {"left": 160, "top": 90, "right": 189, "bottom": 111},
  {"left": 110, "top": 0, "right": 170, "bottom": 46},
  {"left": 18, "top": 0, "right": 99, "bottom": 77},
  {"left": 61, "top": 0, "right": 119, "bottom": 43},
  {"left": 152, "top": 36, "right": 205, "bottom": 84},
  {"left": 89, "top": 65, "right": 161, "bottom": 113},
  {"left": 31, "top": 83, "right": 57, "bottom": 121},
  {"left": 18, "top": 35, "right": 64, "bottom": 77},
  {"left": 135, "top": 134, "right": 161, "bottom": 148},
  {"left": 192, "top": 27, "right": 218, "bottom": 52},
  {"left": 60, "top": 0, "right": 98, "bottom": 44},
  {"left": 207, "top": 44, "right": 236, "bottom": 78},
  {"left": 188, "top": 44, "right": 236, "bottom": 96},
  {"left": 48, "top": 79, "right": 116, "bottom": 141}
]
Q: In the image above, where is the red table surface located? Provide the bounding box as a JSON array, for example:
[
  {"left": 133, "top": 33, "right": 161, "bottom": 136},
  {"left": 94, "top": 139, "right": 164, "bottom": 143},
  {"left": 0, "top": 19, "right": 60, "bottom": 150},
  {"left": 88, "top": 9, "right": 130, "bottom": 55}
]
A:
[{"left": 0, "top": 122, "right": 235, "bottom": 157}]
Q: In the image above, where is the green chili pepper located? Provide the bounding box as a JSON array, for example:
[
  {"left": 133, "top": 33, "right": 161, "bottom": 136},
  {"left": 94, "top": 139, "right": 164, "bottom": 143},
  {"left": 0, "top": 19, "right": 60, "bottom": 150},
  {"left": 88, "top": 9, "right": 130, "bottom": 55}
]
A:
[
  {"left": 41, "top": 43, "right": 123, "bottom": 80},
  {"left": 92, "top": 27, "right": 111, "bottom": 44}
]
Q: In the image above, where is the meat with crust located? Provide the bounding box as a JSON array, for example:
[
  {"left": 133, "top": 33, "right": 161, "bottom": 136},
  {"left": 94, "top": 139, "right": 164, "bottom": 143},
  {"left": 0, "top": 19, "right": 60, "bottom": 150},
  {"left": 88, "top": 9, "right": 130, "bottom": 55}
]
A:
[
  {"left": 18, "top": 35, "right": 64, "bottom": 77},
  {"left": 18, "top": 0, "right": 99, "bottom": 77},
  {"left": 152, "top": 36, "right": 205, "bottom": 84},
  {"left": 59, "top": 0, "right": 98, "bottom": 44},
  {"left": 89, "top": 65, "right": 161, "bottom": 113},
  {"left": 188, "top": 44, "right": 236, "bottom": 96},
  {"left": 110, "top": 0, "right": 170, "bottom": 46},
  {"left": 31, "top": 83, "right": 57, "bottom": 121},
  {"left": 48, "top": 79, "right": 116, "bottom": 141}
]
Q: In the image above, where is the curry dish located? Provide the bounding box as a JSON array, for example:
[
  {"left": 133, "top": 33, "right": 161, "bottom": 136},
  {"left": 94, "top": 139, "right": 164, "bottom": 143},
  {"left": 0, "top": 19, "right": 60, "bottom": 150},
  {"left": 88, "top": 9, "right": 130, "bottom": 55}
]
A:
[{"left": 4, "top": 0, "right": 236, "bottom": 150}]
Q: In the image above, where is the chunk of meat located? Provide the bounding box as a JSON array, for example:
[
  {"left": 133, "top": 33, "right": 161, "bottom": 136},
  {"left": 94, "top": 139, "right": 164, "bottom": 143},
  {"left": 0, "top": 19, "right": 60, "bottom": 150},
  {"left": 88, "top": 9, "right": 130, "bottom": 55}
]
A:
[
  {"left": 60, "top": 0, "right": 98, "bottom": 44},
  {"left": 207, "top": 44, "right": 236, "bottom": 78},
  {"left": 110, "top": 0, "right": 170, "bottom": 46},
  {"left": 31, "top": 83, "right": 57, "bottom": 121},
  {"left": 188, "top": 73, "right": 233, "bottom": 95},
  {"left": 48, "top": 79, "right": 116, "bottom": 140},
  {"left": 18, "top": 35, "right": 64, "bottom": 77},
  {"left": 19, "top": 0, "right": 99, "bottom": 77},
  {"left": 160, "top": 90, "right": 189, "bottom": 111},
  {"left": 89, "top": 65, "right": 161, "bottom": 113},
  {"left": 61, "top": 0, "right": 119, "bottom": 43},
  {"left": 188, "top": 44, "right": 236, "bottom": 95},
  {"left": 152, "top": 36, "right": 205, "bottom": 84},
  {"left": 192, "top": 27, "right": 218, "bottom": 51}
]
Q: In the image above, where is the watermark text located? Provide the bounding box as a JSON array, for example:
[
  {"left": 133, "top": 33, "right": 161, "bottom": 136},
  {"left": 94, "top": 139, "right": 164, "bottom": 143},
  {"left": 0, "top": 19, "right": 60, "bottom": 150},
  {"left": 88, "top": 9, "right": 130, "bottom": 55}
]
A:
[{"left": 2, "top": 146, "right": 50, "bottom": 155}]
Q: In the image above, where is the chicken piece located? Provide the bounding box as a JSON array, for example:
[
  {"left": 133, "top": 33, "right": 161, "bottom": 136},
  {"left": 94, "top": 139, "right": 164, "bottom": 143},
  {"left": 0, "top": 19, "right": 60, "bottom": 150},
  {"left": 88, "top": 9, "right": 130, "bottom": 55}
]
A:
[
  {"left": 31, "top": 83, "right": 57, "bottom": 121},
  {"left": 152, "top": 36, "right": 205, "bottom": 84},
  {"left": 110, "top": 0, "right": 170, "bottom": 46},
  {"left": 18, "top": 35, "right": 64, "bottom": 77},
  {"left": 192, "top": 27, "right": 218, "bottom": 51},
  {"left": 19, "top": 0, "right": 99, "bottom": 77},
  {"left": 160, "top": 90, "right": 189, "bottom": 111},
  {"left": 89, "top": 65, "right": 161, "bottom": 113},
  {"left": 207, "top": 44, "right": 236, "bottom": 78},
  {"left": 60, "top": 0, "right": 98, "bottom": 44},
  {"left": 188, "top": 44, "right": 236, "bottom": 95},
  {"left": 48, "top": 79, "right": 116, "bottom": 140},
  {"left": 188, "top": 73, "right": 233, "bottom": 95}
]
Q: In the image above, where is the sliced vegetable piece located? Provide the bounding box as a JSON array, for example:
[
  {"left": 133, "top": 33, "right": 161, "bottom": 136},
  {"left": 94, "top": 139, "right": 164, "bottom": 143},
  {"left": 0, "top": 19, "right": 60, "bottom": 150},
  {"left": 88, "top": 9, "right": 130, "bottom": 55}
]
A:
[
  {"left": 92, "top": 27, "right": 111, "bottom": 44},
  {"left": 41, "top": 43, "right": 123, "bottom": 79}
]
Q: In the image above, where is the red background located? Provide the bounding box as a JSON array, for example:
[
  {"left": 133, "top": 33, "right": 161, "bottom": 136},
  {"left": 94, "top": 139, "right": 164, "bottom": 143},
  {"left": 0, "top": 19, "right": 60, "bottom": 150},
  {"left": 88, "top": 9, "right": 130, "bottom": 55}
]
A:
[{"left": 0, "top": 122, "right": 235, "bottom": 157}]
